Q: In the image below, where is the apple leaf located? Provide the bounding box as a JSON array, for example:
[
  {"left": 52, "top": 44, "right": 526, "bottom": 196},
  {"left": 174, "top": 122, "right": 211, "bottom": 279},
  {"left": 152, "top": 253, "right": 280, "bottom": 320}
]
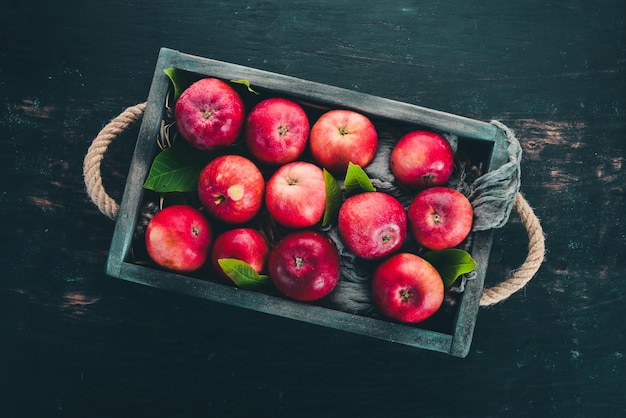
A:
[
  {"left": 163, "top": 68, "right": 197, "bottom": 101},
  {"left": 322, "top": 169, "right": 343, "bottom": 227},
  {"left": 344, "top": 162, "right": 376, "bottom": 195},
  {"left": 422, "top": 249, "right": 478, "bottom": 287},
  {"left": 230, "top": 79, "right": 260, "bottom": 95},
  {"left": 217, "top": 258, "right": 269, "bottom": 290},
  {"left": 143, "top": 141, "right": 209, "bottom": 193}
]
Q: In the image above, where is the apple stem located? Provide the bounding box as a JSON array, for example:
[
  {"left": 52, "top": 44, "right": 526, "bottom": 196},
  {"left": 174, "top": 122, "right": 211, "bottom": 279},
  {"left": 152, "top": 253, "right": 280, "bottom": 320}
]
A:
[
  {"left": 400, "top": 289, "right": 412, "bottom": 302},
  {"left": 294, "top": 256, "right": 304, "bottom": 268},
  {"left": 421, "top": 173, "right": 436, "bottom": 186},
  {"left": 213, "top": 194, "right": 225, "bottom": 205}
]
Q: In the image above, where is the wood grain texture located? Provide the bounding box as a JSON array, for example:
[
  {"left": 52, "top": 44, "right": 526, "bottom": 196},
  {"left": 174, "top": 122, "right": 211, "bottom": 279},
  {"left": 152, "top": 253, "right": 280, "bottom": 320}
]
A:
[{"left": 1, "top": 0, "right": 624, "bottom": 416}]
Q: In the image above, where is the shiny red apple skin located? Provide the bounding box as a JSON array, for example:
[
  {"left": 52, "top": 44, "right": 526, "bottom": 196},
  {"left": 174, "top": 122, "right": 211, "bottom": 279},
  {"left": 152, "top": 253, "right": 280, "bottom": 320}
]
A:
[
  {"left": 268, "top": 230, "right": 340, "bottom": 302},
  {"left": 265, "top": 161, "right": 326, "bottom": 229},
  {"left": 174, "top": 78, "right": 245, "bottom": 152},
  {"left": 337, "top": 192, "right": 407, "bottom": 260},
  {"left": 309, "top": 109, "right": 378, "bottom": 175},
  {"left": 390, "top": 130, "right": 454, "bottom": 190},
  {"left": 145, "top": 205, "right": 213, "bottom": 273},
  {"left": 198, "top": 155, "right": 265, "bottom": 224},
  {"left": 371, "top": 252, "right": 444, "bottom": 323},
  {"left": 408, "top": 186, "right": 473, "bottom": 250},
  {"left": 210, "top": 227, "right": 270, "bottom": 281},
  {"left": 245, "top": 98, "right": 310, "bottom": 165}
]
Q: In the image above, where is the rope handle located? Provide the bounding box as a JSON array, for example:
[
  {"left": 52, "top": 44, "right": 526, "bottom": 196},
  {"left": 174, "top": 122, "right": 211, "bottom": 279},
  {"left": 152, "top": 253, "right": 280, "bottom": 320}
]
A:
[
  {"left": 83, "top": 103, "right": 146, "bottom": 220},
  {"left": 83, "top": 103, "right": 545, "bottom": 306},
  {"left": 479, "top": 192, "right": 545, "bottom": 306}
]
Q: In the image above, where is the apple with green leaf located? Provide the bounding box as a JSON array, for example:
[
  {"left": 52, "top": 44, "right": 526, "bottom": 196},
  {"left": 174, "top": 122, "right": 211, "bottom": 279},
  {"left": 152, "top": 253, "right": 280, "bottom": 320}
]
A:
[{"left": 210, "top": 228, "right": 270, "bottom": 282}]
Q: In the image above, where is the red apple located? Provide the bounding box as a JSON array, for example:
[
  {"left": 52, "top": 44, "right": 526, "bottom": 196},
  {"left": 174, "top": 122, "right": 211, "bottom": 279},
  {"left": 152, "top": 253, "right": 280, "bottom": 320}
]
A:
[
  {"left": 145, "top": 205, "right": 212, "bottom": 272},
  {"left": 408, "top": 186, "right": 473, "bottom": 250},
  {"left": 390, "top": 130, "right": 454, "bottom": 189},
  {"left": 245, "top": 98, "right": 310, "bottom": 165},
  {"left": 371, "top": 252, "right": 444, "bottom": 323},
  {"left": 210, "top": 228, "right": 270, "bottom": 281},
  {"left": 309, "top": 109, "right": 378, "bottom": 175},
  {"left": 268, "top": 230, "right": 340, "bottom": 301},
  {"left": 174, "top": 78, "right": 245, "bottom": 151},
  {"left": 198, "top": 155, "right": 265, "bottom": 224},
  {"left": 265, "top": 161, "right": 326, "bottom": 229},
  {"left": 337, "top": 192, "right": 407, "bottom": 260}
]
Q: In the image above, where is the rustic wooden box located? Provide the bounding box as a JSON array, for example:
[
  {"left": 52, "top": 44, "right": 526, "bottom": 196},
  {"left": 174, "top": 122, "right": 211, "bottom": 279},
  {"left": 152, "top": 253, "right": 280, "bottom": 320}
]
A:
[{"left": 106, "top": 47, "right": 509, "bottom": 357}]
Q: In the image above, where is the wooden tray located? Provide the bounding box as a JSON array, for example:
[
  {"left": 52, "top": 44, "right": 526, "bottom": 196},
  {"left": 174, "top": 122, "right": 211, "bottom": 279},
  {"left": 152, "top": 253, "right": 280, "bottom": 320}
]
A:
[{"left": 106, "top": 47, "right": 509, "bottom": 357}]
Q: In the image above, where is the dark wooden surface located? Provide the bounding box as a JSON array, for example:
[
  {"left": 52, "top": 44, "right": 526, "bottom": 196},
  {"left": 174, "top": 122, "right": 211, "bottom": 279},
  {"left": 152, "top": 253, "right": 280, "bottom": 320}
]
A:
[{"left": 1, "top": 1, "right": 625, "bottom": 416}]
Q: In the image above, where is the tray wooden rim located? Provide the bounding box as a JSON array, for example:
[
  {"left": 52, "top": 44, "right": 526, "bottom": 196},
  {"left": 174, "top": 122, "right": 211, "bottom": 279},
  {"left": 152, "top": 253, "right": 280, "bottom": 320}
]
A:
[{"left": 106, "top": 47, "right": 508, "bottom": 358}]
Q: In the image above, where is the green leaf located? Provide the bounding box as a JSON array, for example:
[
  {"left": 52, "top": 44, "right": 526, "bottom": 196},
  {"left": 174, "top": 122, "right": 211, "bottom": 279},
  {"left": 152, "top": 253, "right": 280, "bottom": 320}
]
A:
[
  {"left": 322, "top": 169, "right": 343, "bottom": 227},
  {"left": 217, "top": 258, "right": 269, "bottom": 290},
  {"left": 230, "top": 79, "right": 260, "bottom": 95},
  {"left": 143, "top": 141, "right": 209, "bottom": 192},
  {"left": 344, "top": 162, "right": 376, "bottom": 195},
  {"left": 422, "top": 249, "right": 478, "bottom": 287},
  {"left": 163, "top": 68, "right": 197, "bottom": 101}
]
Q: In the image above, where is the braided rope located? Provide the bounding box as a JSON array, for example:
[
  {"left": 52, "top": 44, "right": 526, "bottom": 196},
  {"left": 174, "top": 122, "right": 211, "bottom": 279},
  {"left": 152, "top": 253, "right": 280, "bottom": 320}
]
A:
[
  {"left": 82, "top": 105, "right": 545, "bottom": 305},
  {"left": 480, "top": 192, "right": 545, "bottom": 306},
  {"left": 83, "top": 102, "right": 146, "bottom": 220}
]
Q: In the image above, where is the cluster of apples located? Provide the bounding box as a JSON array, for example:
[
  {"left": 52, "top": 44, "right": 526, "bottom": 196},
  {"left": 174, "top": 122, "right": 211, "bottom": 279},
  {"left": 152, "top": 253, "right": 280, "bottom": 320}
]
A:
[{"left": 145, "top": 77, "right": 474, "bottom": 324}]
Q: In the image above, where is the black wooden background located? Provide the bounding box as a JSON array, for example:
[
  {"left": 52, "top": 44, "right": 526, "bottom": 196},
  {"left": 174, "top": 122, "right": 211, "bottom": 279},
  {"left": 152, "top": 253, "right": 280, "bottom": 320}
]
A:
[{"left": 1, "top": 1, "right": 625, "bottom": 416}]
